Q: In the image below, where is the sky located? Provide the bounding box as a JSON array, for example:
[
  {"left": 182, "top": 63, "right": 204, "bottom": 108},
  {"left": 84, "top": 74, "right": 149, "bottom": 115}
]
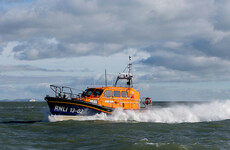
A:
[{"left": 1, "top": 0, "right": 230, "bottom": 101}]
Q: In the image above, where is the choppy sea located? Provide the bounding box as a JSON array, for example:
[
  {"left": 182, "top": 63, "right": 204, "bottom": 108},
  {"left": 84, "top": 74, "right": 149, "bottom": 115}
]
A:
[{"left": 1, "top": 100, "right": 230, "bottom": 150}]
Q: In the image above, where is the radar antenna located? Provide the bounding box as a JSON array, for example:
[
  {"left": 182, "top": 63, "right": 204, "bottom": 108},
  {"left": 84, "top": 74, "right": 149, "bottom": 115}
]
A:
[{"left": 114, "top": 56, "right": 133, "bottom": 87}]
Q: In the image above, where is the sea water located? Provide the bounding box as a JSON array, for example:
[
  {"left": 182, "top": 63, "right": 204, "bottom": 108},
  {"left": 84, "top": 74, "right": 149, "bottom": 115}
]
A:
[{"left": 0, "top": 101, "right": 230, "bottom": 149}]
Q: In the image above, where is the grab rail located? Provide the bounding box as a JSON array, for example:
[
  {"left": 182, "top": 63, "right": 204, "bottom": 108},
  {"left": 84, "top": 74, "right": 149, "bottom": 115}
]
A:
[{"left": 50, "top": 85, "right": 80, "bottom": 99}]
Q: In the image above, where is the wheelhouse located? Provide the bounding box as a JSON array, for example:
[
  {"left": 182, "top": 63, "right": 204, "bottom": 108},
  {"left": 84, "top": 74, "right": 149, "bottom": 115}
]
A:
[{"left": 75, "top": 86, "right": 140, "bottom": 110}]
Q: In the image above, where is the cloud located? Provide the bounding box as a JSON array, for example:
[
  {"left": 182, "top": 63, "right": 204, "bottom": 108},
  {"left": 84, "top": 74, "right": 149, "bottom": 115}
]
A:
[
  {"left": 0, "top": 65, "right": 46, "bottom": 72},
  {"left": 0, "top": 64, "right": 94, "bottom": 74},
  {"left": 191, "top": 37, "right": 230, "bottom": 60},
  {"left": 0, "top": 0, "right": 228, "bottom": 61},
  {"left": 0, "top": 75, "right": 73, "bottom": 85},
  {"left": 2, "top": 0, "right": 230, "bottom": 100},
  {"left": 138, "top": 44, "right": 230, "bottom": 82},
  {"left": 212, "top": 0, "right": 230, "bottom": 31}
]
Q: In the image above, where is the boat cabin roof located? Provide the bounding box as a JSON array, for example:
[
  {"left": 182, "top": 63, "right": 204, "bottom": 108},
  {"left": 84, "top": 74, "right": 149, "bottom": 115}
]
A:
[
  {"left": 83, "top": 86, "right": 138, "bottom": 98},
  {"left": 86, "top": 86, "right": 135, "bottom": 91}
]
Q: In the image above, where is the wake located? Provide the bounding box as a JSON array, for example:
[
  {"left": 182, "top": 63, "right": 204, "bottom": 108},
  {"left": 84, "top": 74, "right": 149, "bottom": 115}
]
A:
[{"left": 78, "top": 100, "right": 230, "bottom": 123}]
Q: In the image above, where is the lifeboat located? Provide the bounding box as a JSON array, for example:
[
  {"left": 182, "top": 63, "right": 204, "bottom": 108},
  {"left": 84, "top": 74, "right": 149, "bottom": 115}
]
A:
[{"left": 45, "top": 56, "right": 151, "bottom": 117}]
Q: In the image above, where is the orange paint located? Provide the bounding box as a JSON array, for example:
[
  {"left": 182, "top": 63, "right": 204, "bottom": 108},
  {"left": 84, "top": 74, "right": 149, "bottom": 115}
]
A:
[{"left": 72, "top": 86, "right": 140, "bottom": 110}]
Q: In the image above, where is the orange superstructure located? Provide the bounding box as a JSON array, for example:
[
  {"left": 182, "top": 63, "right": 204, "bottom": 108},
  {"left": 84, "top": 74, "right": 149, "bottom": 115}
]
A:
[{"left": 73, "top": 86, "right": 140, "bottom": 110}]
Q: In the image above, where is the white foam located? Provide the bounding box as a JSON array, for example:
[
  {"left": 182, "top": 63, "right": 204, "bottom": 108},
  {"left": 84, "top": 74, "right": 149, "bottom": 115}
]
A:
[{"left": 48, "top": 100, "right": 230, "bottom": 123}]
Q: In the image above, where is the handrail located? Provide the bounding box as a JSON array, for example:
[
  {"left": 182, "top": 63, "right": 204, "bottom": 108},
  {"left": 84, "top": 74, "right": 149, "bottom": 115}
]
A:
[{"left": 50, "top": 85, "right": 79, "bottom": 99}]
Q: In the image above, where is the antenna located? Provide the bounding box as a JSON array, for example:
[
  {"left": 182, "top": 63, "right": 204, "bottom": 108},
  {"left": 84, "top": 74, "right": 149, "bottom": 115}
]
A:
[
  {"left": 128, "top": 56, "right": 133, "bottom": 87},
  {"left": 128, "top": 56, "right": 132, "bottom": 76},
  {"left": 114, "top": 56, "right": 133, "bottom": 87},
  {"left": 105, "top": 69, "right": 107, "bottom": 87}
]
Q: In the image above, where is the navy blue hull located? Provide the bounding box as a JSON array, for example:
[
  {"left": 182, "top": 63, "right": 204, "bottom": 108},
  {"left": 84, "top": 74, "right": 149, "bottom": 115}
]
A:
[{"left": 45, "top": 97, "right": 113, "bottom": 116}]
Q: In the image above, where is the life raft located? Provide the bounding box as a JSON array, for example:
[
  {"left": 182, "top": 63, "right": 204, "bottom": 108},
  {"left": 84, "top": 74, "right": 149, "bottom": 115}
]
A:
[{"left": 145, "top": 97, "right": 151, "bottom": 105}]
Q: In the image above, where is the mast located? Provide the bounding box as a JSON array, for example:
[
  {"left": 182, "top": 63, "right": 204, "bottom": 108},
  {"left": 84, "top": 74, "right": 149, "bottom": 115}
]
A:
[
  {"left": 105, "top": 69, "right": 107, "bottom": 87},
  {"left": 114, "top": 56, "right": 133, "bottom": 87},
  {"left": 128, "top": 56, "right": 132, "bottom": 87}
]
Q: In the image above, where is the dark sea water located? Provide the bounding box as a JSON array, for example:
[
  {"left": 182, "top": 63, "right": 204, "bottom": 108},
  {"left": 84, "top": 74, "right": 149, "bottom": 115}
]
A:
[{"left": 1, "top": 101, "right": 230, "bottom": 150}]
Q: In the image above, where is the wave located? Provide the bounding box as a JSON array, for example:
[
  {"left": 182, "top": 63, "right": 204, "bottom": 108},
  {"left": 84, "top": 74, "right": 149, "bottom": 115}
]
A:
[{"left": 48, "top": 100, "right": 230, "bottom": 123}]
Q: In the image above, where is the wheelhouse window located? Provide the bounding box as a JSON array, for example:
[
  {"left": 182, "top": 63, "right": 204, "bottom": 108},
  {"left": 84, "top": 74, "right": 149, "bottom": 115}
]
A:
[
  {"left": 114, "top": 91, "right": 121, "bottom": 97},
  {"left": 93, "top": 89, "right": 103, "bottom": 97},
  {"left": 84, "top": 88, "right": 95, "bottom": 96},
  {"left": 121, "top": 91, "right": 128, "bottom": 98},
  {"left": 104, "top": 90, "right": 112, "bottom": 98}
]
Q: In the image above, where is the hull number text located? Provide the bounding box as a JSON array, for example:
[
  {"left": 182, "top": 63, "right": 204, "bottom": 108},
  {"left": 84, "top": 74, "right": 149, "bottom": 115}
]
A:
[{"left": 54, "top": 105, "right": 84, "bottom": 114}]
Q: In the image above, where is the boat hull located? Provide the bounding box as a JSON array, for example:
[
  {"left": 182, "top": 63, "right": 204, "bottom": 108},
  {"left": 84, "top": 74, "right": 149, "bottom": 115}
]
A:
[{"left": 45, "top": 97, "right": 114, "bottom": 116}]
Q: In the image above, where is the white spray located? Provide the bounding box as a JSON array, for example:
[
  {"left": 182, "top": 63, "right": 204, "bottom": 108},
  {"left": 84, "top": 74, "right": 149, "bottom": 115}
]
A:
[{"left": 49, "top": 100, "right": 230, "bottom": 123}]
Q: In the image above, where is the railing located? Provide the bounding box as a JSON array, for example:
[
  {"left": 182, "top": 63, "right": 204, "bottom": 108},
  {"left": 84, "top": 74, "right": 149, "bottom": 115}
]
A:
[{"left": 50, "top": 85, "right": 80, "bottom": 99}]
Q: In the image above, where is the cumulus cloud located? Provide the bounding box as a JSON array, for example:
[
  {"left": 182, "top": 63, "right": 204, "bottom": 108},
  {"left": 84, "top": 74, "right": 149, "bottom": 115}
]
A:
[
  {"left": 138, "top": 44, "right": 230, "bottom": 82},
  {"left": 0, "top": 0, "right": 228, "bottom": 60},
  {"left": 2, "top": 0, "right": 230, "bottom": 100}
]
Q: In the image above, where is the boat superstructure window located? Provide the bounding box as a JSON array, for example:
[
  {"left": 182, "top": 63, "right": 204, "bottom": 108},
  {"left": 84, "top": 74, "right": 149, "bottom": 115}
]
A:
[
  {"left": 114, "top": 91, "right": 120, "bottom": 97},
  {"left": 85, "top": 88, "right": 95, "bottom": 96},
  {"left": 104, "top": 90, "right": 112, "bottom": 98},
  {"left": 93, "top": 89, "right": 103, "bottom": 96},
  {"left": 121, "top": 91, "right": 128, "bottom": 98}
]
